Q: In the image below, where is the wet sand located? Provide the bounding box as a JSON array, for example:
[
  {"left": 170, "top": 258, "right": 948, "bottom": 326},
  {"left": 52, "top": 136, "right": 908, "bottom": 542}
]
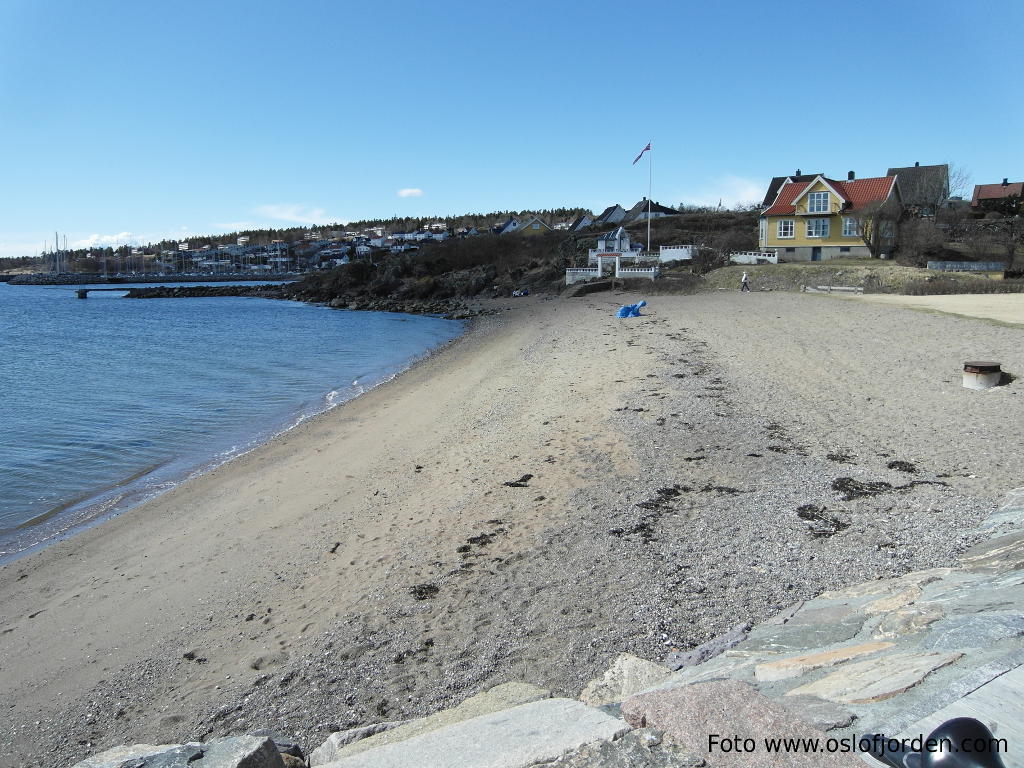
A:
[{"left": 1, "top": 292, "right": 1022, "bottom": 768}]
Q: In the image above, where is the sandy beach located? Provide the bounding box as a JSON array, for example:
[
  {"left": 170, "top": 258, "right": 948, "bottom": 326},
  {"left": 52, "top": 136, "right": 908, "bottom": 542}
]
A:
[
  {"left": 853, "top": 292, "right": 1024, "bottom": 326},
  {"left": 2, "top": 291, "right": 1022, "bottom": 768}
]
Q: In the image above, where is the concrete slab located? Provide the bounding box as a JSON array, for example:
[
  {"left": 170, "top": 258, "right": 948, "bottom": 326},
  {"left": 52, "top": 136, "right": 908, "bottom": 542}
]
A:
[{"left": 321, "top": 698, "right": 628, "bottom": 768}]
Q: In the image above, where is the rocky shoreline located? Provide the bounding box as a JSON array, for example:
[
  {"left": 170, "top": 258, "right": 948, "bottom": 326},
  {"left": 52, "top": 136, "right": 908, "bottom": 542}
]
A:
[
  {"left": 8, "top": 273, "right": 296, "bottom": 286},
  {"left": 65, "top": 484, "right": 1024, "bottom": 767},
  {"left": 123, "top": 284, "right": 500, "bottom": 319}
]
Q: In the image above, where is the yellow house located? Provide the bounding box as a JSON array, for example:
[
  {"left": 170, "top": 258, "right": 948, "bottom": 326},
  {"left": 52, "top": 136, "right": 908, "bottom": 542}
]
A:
[
  {"left": 759, "top": 174, "right": 900, "bottom": 261},
  {"left": 517, "top": 216, "right": 552, "bottom": 236}
]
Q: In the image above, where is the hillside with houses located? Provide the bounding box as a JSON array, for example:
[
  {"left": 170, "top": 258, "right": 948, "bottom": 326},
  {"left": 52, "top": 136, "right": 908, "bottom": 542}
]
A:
[{"left": 4, "top": 166, "right": 1023, "bottom": 298}]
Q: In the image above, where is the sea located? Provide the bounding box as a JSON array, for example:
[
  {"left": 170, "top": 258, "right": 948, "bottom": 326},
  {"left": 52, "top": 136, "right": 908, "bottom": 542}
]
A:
[{"left": 0, "top": 281, "right": 464, "bottom": 563}]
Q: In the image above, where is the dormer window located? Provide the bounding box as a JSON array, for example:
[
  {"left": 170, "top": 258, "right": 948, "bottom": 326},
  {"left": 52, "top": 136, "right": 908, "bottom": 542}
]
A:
[{"left": 808, "top": 191, "right": 830, "bottom": 213}]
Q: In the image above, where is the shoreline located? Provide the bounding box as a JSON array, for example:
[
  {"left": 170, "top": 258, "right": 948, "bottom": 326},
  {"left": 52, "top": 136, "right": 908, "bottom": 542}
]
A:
[
  {"left": 0, "top": 308, "right": 470, "bottom": 567},
  {"left": 2, "top": 292, "right": 1022, "bottom": 768}
]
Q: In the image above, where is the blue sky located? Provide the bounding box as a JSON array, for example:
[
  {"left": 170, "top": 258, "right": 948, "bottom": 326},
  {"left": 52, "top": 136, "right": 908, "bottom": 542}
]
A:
[{"left": 1, "top": 0, "right": 1021, "bottom": 258}]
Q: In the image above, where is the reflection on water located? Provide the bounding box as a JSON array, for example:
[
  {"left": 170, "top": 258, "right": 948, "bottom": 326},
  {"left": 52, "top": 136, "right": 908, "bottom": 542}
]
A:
[{"left": 0, "top": 283, "right": 463, "bottom": 562}]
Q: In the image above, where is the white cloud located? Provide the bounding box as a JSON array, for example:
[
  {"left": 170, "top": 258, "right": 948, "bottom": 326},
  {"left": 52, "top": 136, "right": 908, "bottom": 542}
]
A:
[
  {"left": 253, "top": 204, "right": 335, "bottom": 225},
  {"left": 679, "top": 175, "right": 767, "bottom": 209},
  {"left": 71, "top": 232, "right": 137, "bottom": 249},
  {"left": 397, "top": 188, "right": 424, "bottom": 198}
]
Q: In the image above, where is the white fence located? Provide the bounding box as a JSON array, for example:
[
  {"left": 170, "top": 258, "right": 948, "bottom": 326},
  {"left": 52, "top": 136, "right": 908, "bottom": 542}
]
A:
[
  {"left": 927, "top": 261, "right": 1006, "bottom": 272},
  {"left": 565, "top": 267, "right": 601, "bottom": 285},
  {"left": 616, "top": 264, "right": 659, "bottom": 280},
  {"left": 730, "top": 250, "right": 778, "bottom": 265},
  {"left": 566, "top": 255, "right": 660, "bottom": 284},
  {"left": 659, "top": 244, "right": 696, "bottom": 262}
]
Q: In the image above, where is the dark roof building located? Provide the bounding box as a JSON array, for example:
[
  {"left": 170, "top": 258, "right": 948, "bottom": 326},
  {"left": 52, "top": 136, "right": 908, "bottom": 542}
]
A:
[
  {"left": 622, "top": 198, "right": 679, "bottom": 222},
  {"left": 595, "top": 204, "right": 626, "bottom": 224},
  {"left": 971, "top": 179, "right": 1024, "bottom": 213},
  {"left": 886, "top": 162, "right": 949, "bottom": 213}
]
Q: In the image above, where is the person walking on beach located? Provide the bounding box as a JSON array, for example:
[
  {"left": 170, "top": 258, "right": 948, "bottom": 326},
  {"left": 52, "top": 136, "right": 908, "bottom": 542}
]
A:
[{"left": 740, "top": 271, "right": 751, "bottom": 292}]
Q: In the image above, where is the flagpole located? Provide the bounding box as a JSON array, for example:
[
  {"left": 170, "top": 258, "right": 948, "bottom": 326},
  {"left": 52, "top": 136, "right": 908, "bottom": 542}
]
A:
[{"left": 646, "top": 140, "right": 652, "bottom": 253}]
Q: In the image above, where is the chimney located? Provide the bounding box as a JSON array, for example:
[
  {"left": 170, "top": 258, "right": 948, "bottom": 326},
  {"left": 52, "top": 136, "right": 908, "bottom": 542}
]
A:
[
  {"left": 915, "top": 161, "right": 920, "bottom": 167},
  {"left": 796, "top": 168, "right": 802, "bottom": 176},
  {"left": 1003, "top": 178, "right": 1009, "bottom": 186},
  {"left": 848, "top": 171, "right": 855, "bottom": 181}
]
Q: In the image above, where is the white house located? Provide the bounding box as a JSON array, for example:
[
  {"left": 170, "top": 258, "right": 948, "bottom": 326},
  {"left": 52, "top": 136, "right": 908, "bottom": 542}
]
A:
[
  {"left": 569, "top": 212, "right": 594, "bottom": 231},
  {"left": 595, "top": 204, "right": 626, "bottom": 224},
  {"left": 496, "top": 217, "right": 521, "bottom": 235},
  {"left": 587, "top": 227, "right": 643, "bottom": 264}
]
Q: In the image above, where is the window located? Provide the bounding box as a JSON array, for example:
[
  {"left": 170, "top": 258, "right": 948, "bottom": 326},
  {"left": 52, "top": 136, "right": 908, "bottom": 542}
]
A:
[
  {"left": 842, "top": 217, "right": 859, "bottom": 237},
  {"left": 777, "top": 219, "right": 795, "bottom": 238},
  {"left": 807, "top": 191, "right": 830, "bottom": 213},
  {"left": 759, "top": 218, "right": 767, "bottom": 244},
  {"left": 531, "top": 222, "right": 540, "bottom": 229},
  {"left": 806, "top": 218, "right": 830, "bottom": 238},
  {"left": 840, "top": 247, "right": 850, "bottom": 253}
]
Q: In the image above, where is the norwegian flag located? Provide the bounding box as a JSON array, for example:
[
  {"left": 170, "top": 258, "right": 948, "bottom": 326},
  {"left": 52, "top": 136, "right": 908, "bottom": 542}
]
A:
[{"left": 632, "top": 142, "right": 651, "bottom": 165}]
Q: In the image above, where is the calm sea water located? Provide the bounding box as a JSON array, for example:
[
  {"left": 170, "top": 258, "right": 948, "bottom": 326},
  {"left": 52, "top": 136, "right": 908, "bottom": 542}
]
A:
[{"left": 0, "top": 282, "right": 463, "bottom": 562}]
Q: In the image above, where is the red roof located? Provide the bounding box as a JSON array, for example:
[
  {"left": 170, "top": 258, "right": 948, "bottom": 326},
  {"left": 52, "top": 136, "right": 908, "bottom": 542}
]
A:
[
  {"left": 972, "top": 182, "right": 1024, "bottom": 206},
  {"left": 762, "top": 181, "right": 808, "bottom": 215},
  {"left": 762, "top": 175, "right": 896, "bottom": 216},
  {"left": 833, "top": 177, "right": 897, "bottom": 210}
]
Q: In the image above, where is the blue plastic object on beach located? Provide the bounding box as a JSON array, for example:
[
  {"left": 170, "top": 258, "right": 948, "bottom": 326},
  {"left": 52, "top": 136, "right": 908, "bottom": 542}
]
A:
[{"left": 616, "top": 300, "right": 647, "bottom": 318}]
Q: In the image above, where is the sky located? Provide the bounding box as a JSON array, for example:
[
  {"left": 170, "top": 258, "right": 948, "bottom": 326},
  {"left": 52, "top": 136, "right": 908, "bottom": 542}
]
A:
[{"left": 1, "top": 0, "right": 1022, "bottom": 258}]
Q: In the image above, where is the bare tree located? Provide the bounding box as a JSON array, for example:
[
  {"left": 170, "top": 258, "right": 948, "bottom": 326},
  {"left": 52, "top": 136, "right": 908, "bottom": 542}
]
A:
[
  {"left": 899, "top": 219, "right": 945, "bottom": 266},
  {"left": 851, "top": 199, "right": 903, "bottom": 258},
  {"left": 964, "top": 229, "right": 996, "bottom": 262},
  {"left": 948, "top": 163, "right": 972, "bottom": 200}
]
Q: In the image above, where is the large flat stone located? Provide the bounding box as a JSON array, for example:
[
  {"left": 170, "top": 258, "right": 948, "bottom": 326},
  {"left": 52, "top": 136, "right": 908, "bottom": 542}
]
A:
[
  {"left": 739, "top": 607, "right": 866, "bottom": 655},
  {"left": 73, "top": 738, "right": 285, "bottom": 768},
  {"left": 872, "top": 606, "right": 944, "bottom": 639},
  {"left": 863, "top": 586, "right": 922, "bottom": 614},
  {"left": 916, "top": 613, "right": 1024, "bottom": 650},
  {"left": 817, "top": 569, "right": 949, "bottom": 601},
  {"left": 753, "top": 642, "right": 894, "bottom": 682},
  {"left": 73, "top": 745, "right": 183, "bottom": 768},
  {"left": 581, "top": 654, "right": 672, "bottom": 706},
  {"left": 621, "top": 680, "right": 861, "bottom": 767},
  {"left": 536, "top": 728, "right": 704, "bottom": 767},
  {"left": 327, "top": 681, "right": 549, "bottom": 759},
  {"left": 960, "top": 531, "right": 1024, "bottom": 573},
  {"left": 784, "top": 651, "right": 963, "bottom": 704},
  {"left": 310, "top": 723, "right": 404, "bottom": 766},
  {"left": 321, "top": 698, "right": 628, "bottom": 768},
  {"left": 777, "top": 696, "right": 857, "bottom": 731}
]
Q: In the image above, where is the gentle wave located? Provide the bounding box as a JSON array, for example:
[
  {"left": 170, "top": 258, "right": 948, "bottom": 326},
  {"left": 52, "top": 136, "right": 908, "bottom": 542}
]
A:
[{"left": 0, "top": 283, "right": 463, "bottom": 563}]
